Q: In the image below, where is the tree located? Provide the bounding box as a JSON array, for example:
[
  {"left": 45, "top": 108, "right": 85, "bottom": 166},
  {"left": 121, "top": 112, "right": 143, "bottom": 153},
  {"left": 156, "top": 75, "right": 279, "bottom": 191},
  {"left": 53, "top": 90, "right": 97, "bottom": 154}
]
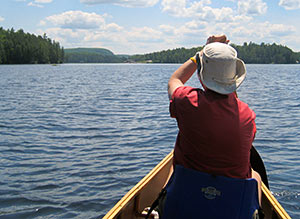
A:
[{"left": 0, "top": 27, "right": 64, "bottom": 64}]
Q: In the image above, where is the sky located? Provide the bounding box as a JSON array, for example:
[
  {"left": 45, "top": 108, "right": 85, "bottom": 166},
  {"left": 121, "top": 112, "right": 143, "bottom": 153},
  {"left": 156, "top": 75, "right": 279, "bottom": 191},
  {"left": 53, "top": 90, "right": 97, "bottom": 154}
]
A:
[{"left": 1, "top": 0, "right": 300, "bottom": 54}]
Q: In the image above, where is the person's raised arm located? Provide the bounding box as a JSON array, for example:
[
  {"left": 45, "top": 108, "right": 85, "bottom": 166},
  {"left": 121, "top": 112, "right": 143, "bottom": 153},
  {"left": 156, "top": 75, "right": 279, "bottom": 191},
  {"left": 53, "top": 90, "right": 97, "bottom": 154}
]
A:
[{"left": 167, "top": 59, "right": 197, "bottom": 99}]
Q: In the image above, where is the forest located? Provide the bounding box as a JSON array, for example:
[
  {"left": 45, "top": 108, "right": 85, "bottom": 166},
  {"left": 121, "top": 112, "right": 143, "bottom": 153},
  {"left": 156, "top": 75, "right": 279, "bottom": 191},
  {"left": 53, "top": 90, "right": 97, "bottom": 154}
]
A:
[
  {"left": 232, "top": 42, "right": 300, "bottom": 64},
  {"left": 0, "top": 27, "right": 64, "bottom": 64},
  {"left": 1, "top": 27, "right": 299, "bottom": 64},
  {"left": 130, "top": 47, "right": 201, "bottom": 63},
  {"left": 131, "top": 43, "right": 300, "bottom": 64}
]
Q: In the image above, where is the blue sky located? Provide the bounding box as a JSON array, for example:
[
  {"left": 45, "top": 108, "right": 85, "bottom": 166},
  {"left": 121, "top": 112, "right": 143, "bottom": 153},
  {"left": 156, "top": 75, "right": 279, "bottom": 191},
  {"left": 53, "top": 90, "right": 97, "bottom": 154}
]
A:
[{"left": 1, "top": 0, "right": 300, "bottom": 54}]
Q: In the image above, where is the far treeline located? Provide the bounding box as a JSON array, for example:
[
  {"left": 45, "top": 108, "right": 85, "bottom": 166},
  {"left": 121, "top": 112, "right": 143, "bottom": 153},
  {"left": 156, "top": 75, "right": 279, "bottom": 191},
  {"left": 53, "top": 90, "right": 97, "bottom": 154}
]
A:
[
  {"left": 1, "top": 27, "right": 300, "bottom": 64},
  {"left": 0, "top": 27, "right": 64, "bottom": 64},
  {"left": 64, "top": 48, "right": 128, "bottom": 63},
  {"left": 131, "top": 43, "right": 300, "bottom": 64}
]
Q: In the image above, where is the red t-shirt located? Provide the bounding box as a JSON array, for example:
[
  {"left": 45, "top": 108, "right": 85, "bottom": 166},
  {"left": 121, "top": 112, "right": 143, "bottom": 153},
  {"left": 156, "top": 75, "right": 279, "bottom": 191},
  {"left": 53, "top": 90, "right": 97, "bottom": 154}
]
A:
[{"left": 170, "top": 86, "right": 256, "bottom": 179}]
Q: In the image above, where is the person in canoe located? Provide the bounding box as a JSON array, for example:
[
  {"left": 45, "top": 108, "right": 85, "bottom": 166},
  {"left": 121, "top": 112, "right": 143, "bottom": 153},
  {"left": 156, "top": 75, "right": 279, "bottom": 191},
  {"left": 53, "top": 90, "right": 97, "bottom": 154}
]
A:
[{"left": 155, "top": 35, "right": 263, "bottom": 218}]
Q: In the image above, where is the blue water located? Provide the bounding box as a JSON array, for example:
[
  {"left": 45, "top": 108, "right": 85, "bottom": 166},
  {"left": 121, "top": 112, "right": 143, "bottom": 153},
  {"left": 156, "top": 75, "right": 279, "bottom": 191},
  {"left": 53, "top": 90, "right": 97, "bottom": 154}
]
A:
[{"left": 0, "top": 64, "right": 299, "bottom": 218}]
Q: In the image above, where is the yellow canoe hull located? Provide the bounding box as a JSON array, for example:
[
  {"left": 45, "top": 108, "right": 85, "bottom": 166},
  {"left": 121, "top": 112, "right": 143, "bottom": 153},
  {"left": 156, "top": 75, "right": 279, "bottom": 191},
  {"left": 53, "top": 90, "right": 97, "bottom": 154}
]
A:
[{"left": 103, "top": 151, "right": 290, "bottom": 219}]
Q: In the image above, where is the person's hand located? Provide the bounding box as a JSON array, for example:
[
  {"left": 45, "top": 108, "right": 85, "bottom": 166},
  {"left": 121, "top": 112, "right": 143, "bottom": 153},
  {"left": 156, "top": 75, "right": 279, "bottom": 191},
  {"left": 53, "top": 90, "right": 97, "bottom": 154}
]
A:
[
  {"left": 190, "top": 34, "right": 229, "bottom": 65},
  {"left": 206, "top": 35, "right": 230, "bottom": 45}
]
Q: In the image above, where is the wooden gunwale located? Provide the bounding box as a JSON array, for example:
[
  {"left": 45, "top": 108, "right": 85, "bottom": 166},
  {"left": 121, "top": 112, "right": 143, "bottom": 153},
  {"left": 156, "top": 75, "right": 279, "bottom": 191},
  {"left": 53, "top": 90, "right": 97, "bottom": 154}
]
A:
[
  {"left": 103, "top": 151, "right": 290, "bottom": 219},
  {"left": 103, "top": 151, "right": 173, "bottom": 219}
]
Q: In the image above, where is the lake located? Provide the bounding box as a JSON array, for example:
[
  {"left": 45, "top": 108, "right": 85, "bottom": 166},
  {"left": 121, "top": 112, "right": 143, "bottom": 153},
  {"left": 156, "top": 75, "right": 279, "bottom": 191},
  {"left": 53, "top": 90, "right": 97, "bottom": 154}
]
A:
[{"left": 0, "top": 64, "right": 299, "bottom": 218}]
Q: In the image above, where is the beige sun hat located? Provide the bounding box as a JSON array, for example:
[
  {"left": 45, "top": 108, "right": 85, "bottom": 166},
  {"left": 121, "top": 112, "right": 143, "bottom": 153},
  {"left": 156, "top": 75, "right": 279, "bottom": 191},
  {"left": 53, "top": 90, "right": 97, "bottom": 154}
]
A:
[{"left": 198, "top": 42, "right": 246, "bottom": 94}]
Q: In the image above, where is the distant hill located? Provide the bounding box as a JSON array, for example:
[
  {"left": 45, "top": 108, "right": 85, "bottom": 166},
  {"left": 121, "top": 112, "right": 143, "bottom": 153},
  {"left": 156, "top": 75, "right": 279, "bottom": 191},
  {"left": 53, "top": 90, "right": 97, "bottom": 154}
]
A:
[
  {"left": 64, "top": 48, "right": 127, "bottom": 63},
  {"left": 64, "top": 48, "right": 114, "bottom": 56}
]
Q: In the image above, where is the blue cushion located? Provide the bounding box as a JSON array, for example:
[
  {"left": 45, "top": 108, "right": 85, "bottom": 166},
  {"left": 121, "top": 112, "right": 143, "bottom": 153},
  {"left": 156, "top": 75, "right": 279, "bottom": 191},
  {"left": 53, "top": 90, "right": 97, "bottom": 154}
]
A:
[{"left": 163, "top": 165, "right": 259, "bottom": 219}]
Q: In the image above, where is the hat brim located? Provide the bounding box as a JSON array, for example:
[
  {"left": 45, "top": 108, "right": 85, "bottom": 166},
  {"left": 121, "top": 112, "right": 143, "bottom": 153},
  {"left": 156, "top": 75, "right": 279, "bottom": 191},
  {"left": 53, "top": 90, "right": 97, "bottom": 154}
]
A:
[{"left": 199, "top": 58, "right": 246, "bottom": 95}]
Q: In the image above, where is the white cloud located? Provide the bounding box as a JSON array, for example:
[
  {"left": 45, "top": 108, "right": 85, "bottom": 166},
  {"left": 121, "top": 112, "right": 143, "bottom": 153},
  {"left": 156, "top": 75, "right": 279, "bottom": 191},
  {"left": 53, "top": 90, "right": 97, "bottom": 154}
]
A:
[
  {"left": 80, "top": 0, "right": 159, "bottom": 7},
  {"left": 161, "top": 0, "right": 266, "bottom": 18},
  {"left": 161, "top": 0, "right": 251, "bottom": 23},
  {"left": 0, "top": 16, "right": 4, "bottom": 22},
  {"left": 28, "top": 0, "right": 52, "bottom": 7},
  {"left": 279, "top": 0, "right": 300, "bottom": 10},
  {"left": 28, "top": 2, "right": 44, "bottom": 7},
  {"left": 224, "top": 21, "right": 296, "bottom": 47},
  {"left": 35, "top": 0, "right": 52, "bottom": 3},
  {"left": 238, "top": 0, "right": 267, "bottom": 15},
  {"left": 266, "top": 22, "right": 296, "bottom": 36},
  {"left": 104, "top": 23, "right": 123, "bottom": 32},
  {"left": 36, "top": 2, "right": 298, "bottom": 54},
  {"left": 158, "top": 21, "right": 209, "bottom": 48},
  {"left": 161, "top": 0, "right": 211, "bottom": 18},
  {"left": 38, "top": 11, "right": 129, "bottom": 51},
  {"left": 39, "top": 20, "right": 46, "bottom": 26},
  {"left": 161, "top": 0, "right": 188, "bottom": 15},
  {"left": 39, "top": 19, "right": 167, "bottom": 53},
  {"left": 159, "top": 24, "right": 176, "bottom": 34},
  {"left": 127, "top": 27, "right": 163, "bottom": 43},
  {"left": 44, "top": 11, "right": 106, "bottom": 29},
  {"left": 158, "top": 0, "right": 295, "bottom": 51},
  {"left": 185, "top": 20, "right": 207, "bottom": 30},
  {"left": 39, "top": 17, "right": 298, "bottom": 54},
  {"left": 37, "top": 28, "right": 86, "bottom": 47},
  {"left": 199, "top": 6, "right": 236, "bottom": 22}
]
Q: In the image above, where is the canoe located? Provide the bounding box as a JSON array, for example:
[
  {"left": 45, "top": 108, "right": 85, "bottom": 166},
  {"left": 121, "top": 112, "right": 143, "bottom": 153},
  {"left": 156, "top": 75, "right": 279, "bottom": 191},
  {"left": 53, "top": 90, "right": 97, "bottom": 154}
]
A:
[{"left": 103, "top": 150, "right": 291, "bottom": 219}]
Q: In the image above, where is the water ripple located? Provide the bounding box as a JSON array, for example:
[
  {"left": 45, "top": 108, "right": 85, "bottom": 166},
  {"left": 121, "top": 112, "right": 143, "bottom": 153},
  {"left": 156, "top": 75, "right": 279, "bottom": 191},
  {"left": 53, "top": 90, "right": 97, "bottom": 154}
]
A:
[{"left": 0, "top": 64, "right": 298, "bottom": 218}]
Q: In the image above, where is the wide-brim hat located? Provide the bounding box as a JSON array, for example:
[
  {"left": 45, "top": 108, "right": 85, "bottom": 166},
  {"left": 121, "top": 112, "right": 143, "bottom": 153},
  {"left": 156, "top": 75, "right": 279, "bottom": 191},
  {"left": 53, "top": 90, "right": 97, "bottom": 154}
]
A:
[{"left": 198, "top": 42, "right": 246, "bottom": 94}]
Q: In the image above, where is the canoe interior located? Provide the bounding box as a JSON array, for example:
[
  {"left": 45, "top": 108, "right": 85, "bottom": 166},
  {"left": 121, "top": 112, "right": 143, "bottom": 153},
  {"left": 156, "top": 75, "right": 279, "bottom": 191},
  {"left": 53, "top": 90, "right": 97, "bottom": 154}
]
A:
[{"left": 103, "top": 151, "right": 290, "bottom": 219}]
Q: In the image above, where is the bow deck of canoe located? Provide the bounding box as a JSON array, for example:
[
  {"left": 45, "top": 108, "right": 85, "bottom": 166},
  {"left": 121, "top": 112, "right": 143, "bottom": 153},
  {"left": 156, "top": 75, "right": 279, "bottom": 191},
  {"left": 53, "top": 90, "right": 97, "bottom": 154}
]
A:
[{"left": 103, "top": 151, "right": 291, "bottom": 219}]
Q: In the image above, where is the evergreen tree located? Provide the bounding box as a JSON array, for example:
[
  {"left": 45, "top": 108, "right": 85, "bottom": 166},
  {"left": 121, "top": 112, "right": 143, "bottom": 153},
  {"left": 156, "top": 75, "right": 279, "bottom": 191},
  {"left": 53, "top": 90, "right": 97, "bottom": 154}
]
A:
[{"left": 0, "top": 27, "right": 64, "bottom": 64}]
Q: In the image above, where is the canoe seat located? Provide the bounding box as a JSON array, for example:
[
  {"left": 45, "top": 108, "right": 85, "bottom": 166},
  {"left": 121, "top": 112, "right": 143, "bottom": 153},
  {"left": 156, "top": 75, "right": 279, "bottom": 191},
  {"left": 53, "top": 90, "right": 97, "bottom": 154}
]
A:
[{"left": 163, "top": 165, "right": 259, "bottom": 219}]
